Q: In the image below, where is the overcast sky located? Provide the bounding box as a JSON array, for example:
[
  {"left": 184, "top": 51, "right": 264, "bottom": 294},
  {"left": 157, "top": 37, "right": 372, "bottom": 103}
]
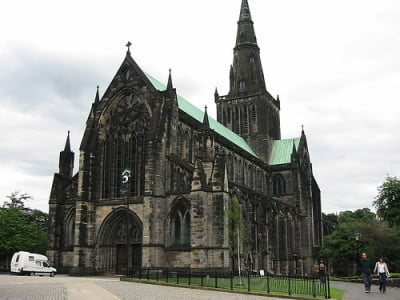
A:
[{"left": 0, "top": 0, "right": 399, "bottom": 213}]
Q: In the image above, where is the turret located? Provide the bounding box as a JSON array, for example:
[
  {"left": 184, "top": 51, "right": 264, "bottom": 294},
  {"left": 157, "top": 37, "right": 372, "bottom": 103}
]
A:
[{"left": 59, "top": 131, "right": 74, "bottom": 178}]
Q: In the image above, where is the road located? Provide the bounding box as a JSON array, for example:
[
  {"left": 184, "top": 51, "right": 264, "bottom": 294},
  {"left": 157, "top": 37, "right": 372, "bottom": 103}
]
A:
[
  {"left": 331, "top": 281, "right": 399, "bottom": 300},
  {"left": 0, "top": 274, "right": 282, "bottom": 300},
  {"left": 2, "top": 274, "right": 398, "bottom": 300}
]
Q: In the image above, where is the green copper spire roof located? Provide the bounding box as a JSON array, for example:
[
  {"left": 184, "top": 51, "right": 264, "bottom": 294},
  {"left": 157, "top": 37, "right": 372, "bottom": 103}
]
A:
[
  {"left": 145, "top": 73, "right": 257, "bottom": 157},
  {"left": 269, "top": 137, "right": 301, "bottom": 165}
]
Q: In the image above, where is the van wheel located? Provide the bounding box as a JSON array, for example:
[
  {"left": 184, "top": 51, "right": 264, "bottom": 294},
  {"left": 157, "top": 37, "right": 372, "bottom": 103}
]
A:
[
  {"left": 30, "top": 272, "right": 35, "bottom": 276},
  {"left": 50, "top": 272, "right": 55, "bottom": 277}
]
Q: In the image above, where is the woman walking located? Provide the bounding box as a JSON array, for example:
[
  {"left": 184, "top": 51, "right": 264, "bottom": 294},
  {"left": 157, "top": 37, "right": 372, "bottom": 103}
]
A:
[{"left": 374, "top": 257, "right": 391, "bottom": 293}]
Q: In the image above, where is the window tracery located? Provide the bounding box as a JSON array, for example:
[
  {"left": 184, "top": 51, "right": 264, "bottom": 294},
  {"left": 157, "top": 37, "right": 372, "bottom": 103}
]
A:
[
  {"left": 272, "top": 174, "right": 286, "bottom": 196},
  {"left": 99, "top": 92, "right": 150, "bottom": 199}
]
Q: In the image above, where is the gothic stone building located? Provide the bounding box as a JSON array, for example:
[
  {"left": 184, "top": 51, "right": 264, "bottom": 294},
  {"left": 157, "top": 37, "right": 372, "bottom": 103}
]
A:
[{"left": 48, "top": 0, "right": 322, "bottom": 276}]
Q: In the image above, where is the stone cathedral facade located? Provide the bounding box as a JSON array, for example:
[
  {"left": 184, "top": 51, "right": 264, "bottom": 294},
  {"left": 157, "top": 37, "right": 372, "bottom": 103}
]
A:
[{"left": 47, "top": 0, "right": 323, "bottom": 276}]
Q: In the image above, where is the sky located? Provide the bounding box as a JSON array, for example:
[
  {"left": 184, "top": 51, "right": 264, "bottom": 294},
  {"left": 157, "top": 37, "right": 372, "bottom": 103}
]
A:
[{"left": 0, "top": 0, "right": 399, "bottom": 213}]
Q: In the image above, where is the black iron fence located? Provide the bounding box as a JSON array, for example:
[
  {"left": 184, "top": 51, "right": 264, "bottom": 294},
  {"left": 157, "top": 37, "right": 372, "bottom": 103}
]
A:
[{"left": 126, "top": 268, "right": 331, "bottom": 299}]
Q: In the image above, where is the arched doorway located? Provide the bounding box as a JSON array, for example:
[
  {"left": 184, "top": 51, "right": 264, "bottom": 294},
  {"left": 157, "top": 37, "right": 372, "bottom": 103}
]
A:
[{"left": 97, "top": 208, "right": 142, "bottom": 274}]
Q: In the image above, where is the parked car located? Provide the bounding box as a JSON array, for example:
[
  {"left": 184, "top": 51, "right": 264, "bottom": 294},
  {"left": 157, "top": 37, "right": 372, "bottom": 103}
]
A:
[{"left": 10, "top": 251, "right": 57, "bottom": 277}]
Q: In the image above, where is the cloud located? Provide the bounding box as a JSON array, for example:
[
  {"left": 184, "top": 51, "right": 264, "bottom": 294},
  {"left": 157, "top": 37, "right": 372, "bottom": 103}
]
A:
[
  {"left": 1, "top": 0, "right": 400, "bottom": 216},
  {"left": 0, "top": 45, "right": 108, "bottom": 210}
]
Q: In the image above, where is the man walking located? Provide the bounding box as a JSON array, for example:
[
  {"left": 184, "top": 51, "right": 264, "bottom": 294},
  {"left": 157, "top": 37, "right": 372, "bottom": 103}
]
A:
[
  {"left": 319, "top": 260, "right": 326, "bottom": 284},
  {"left": 360, "top": 252, "right": 374, "bottom": 293}
]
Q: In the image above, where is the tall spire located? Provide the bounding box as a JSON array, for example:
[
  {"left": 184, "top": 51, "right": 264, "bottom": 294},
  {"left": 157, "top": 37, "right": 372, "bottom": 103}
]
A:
[
  {"left": 64, "top": 130, "right": 71, "bottom": 152},
  {"left": 236, "top": 0, "right": 257, "bottom": 47},
  {"left": 229, "top": 0, "right": 266, "bottom": 96}
]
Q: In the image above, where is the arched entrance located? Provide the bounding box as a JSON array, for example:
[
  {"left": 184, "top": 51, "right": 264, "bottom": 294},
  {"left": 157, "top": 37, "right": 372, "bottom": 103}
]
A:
[{"left": 97, "top": 208, "right": 142, "bottom": 274}]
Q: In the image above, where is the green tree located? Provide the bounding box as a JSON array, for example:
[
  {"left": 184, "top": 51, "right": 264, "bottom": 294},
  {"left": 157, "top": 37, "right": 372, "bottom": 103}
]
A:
[
  {"left": 0, "top": 192, "right": 48, "bottom": 257},
  {"left": 320, "top": 208, "right": 400, "bottom": 275},
  {"left": 337, "top": 208, "right": 375, "bottom": 224},
  {"left": 226, "top": 195, "right": 244, "bottom": 274},
  {"left": 0, "top": 207, "right": 46, "bottom": 255},
  {"left": 374, "top": 175, "right": 400, "bottom": 227}
]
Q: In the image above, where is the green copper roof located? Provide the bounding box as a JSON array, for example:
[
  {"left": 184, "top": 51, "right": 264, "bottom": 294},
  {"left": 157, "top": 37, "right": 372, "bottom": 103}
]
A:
[
  {"left": 145, "top": 73, "right": 257, "bottom": 157},
  {"left": 269, "top": 137, "right": 301, "bottom": 165}
]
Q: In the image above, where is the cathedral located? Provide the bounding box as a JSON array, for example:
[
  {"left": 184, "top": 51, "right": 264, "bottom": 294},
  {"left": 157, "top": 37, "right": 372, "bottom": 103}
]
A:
[{"left": 47, "top": 0, "right": 323, "bottom": 276}]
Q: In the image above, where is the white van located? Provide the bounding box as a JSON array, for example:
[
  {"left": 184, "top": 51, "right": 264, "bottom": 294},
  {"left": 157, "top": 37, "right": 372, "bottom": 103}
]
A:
[{"left": 10, "top": 251, "right": 57, "bottom": 276}]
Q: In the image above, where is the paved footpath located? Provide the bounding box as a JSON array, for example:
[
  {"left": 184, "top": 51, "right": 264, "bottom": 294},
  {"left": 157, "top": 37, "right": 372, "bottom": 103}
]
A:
[
  {"left": 331, "top": 281, "right": 400, "bottom": 300},
  {"left": 0, "top": 274, "right": 283, "bottom": 300}
]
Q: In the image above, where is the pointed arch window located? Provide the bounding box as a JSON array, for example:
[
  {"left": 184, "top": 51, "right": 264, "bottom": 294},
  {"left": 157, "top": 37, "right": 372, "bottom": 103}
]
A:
[
  {"left": 243, "top": 106, "right": 249, "bottom": 134},
  {"left": 235, "top": 107, "right": 240, "bottom": 133},
  {"left": 272, "top": 174, "right": 286, "bottom": 195},
  {"left": 102, "top": 134, "right": 146, "bottom": 199},
  {"left": 169, "top": 201, "right": 191, "bottom": 246},
  {"left": 251, "top": 105, "right": 257, "bottom": 120},
  {"left": 239, "top": 80, "right": 246, "bottom": 91},
  {"left": 64, "top": 210, "right": 75, "bottom": 249}
]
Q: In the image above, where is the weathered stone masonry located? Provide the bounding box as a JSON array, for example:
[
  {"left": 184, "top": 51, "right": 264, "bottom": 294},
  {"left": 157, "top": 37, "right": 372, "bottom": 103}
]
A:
[{"left": 47, "top": 0, "right": 323, "bottom": 276}]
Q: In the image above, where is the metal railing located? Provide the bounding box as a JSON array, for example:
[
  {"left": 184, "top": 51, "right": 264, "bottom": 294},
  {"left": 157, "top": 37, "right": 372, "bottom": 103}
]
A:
[{"left": 126, "top": 268, "right": 331, "bottom": 299}]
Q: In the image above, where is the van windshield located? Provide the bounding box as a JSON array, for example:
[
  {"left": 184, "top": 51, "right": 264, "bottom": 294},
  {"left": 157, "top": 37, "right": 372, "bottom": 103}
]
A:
[{"left": 43, "top": 262, "right": 49, "bottom": 267}]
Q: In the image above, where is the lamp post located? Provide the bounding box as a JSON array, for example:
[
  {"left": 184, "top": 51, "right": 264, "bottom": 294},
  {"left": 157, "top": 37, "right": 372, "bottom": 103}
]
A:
[
  {"left": 354, "top": 231, "right": 361, "bottom": 275},
  {"left": 122, "top": 168, "right": 132, "bottom": 276}
]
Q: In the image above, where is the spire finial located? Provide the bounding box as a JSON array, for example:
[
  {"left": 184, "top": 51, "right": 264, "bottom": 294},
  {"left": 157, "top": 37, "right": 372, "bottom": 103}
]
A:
[
  {"left": 94, "top": 85, "right": 100, "bottom": 103},
  {"left": 167, "top": 68, "right": 173, "bottom": 90},
  {"left": 292, "top": 139, "right": 297, "bottom": 153},
  {"left": 214, "top": 87, "right": 219, "bottom": 101},
  {"left": 203, "top": 105, "right": 210, "bottom": 128},
  {"left": 64, "top": 130, "right": 71, "bottom": 152},
  {"left": 126, "top": 41, "right": 132, "bottom": 55},
  {"left": 302, "top": 125, "right": 305, "bottom": 135}
]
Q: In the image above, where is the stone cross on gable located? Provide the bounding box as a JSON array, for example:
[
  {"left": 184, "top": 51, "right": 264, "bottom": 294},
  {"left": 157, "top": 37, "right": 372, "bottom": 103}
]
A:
[{"left": 126, "top": 41, "right": 132, "bottom": 54}]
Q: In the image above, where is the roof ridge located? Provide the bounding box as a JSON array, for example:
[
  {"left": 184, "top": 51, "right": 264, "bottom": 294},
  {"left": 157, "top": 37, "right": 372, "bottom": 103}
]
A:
[{"left": 274, "top": 137, "right": 301, "bottom": 142}]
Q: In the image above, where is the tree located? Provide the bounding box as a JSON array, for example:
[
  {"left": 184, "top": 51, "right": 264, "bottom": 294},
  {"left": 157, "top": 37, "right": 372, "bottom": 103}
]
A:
[
  {"left": 337, "top": 208, "right": 375, "bottom": 224},
  {"left": 226, "top": 195, "right": 245, "bottom": 275},
  {"left": 374, "top": 175, "right": 400, "bottom": 227},
  {"left": 3, "top": 190, "right": 32, "bottom": 212},
  {"left": 0, "top": 192, "right": 48, "bottom": 258},
  {"left": 0, "top": 207, "right": 46, "bottom": 255},
  {"left": 320, "top": 208, "right": 400, "bottom": 275}
]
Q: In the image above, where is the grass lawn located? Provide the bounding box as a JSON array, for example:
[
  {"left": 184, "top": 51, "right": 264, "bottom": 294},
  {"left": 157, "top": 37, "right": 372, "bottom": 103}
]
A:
[
  {"left": 330, "top": 287, "right": 344, "bottom": 300},
  {"left": 131, "top": 275, "right": 338, "bottom": 299}
]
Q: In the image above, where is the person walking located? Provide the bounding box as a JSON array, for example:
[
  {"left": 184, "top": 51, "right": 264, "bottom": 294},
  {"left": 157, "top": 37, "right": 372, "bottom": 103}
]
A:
[
  {"left": 374, "top": 257, "right": 391, "bottom": 293},
  {"left": 360, "top": 253, "right": 374, "bottom": 293},
  {"left": 319, "top": 260, "right": 326, "bottom": 284}
]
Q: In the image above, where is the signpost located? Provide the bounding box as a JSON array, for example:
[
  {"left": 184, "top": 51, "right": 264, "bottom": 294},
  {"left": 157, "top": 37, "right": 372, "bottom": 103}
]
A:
[{"left": 122, "top": 168, "right": 131, "bottom": 276}]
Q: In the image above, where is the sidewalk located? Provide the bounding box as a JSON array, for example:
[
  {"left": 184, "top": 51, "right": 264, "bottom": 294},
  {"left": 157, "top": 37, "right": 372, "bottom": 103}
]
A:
[{"left": 331, "top": 281, "right": 399, "bottom": 300}]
